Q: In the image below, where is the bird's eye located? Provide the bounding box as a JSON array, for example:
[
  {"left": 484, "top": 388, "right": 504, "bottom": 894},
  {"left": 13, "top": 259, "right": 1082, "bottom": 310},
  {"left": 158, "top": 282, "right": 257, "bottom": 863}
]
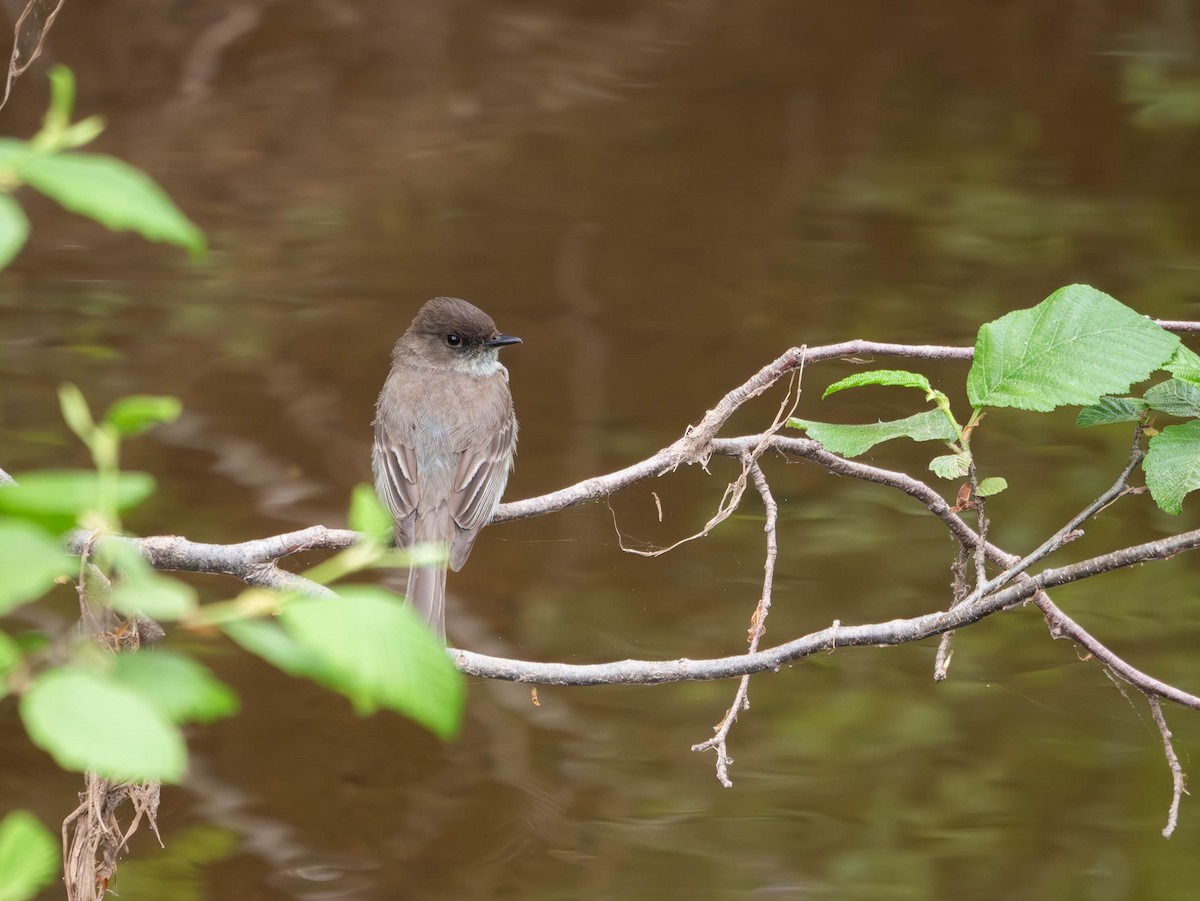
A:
[{"left": 445, "top": 333, "right": 462, "bottom": 348}]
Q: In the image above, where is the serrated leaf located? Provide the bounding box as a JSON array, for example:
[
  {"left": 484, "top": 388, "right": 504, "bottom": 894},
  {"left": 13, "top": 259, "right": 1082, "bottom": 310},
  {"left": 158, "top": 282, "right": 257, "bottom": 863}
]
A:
[
  {"left": 1164, "top": 344, "right": 1200, "bottom": 384},
  {"left": 0, "top": 521, "right": 72, "bottom": 614},
  {"left": 280, "top": 586, "right": 465, "bottom": 740},
  {"left": 111, "top": 651, "right": 238, "bottom": 725},
  {"left": 349, "top": 483, "right": 393, "bottom": 544},
  {"left": 967, "top": 284, "right": 1179, "bottom": 411},
  {"left": 822, "top": 369, "right": 934, "bottom": 399},
  {"left": 788, "top": 409, "right": 959, "bottom": 458},
  {"left": 18, "top": 152, "right": 206, "bottom": 256},
  {"left": 103, "top": 395, "right": 181, "bottom": 438},
  {"left": 20, "top": 667, "right": 186, "bottom": 782},
  {"left": 0, "top": 810, "right": 59, "bottom": 901},
  {"left": 0, "top": 470, "right": 155, "bottom": 533},
  {"left": 1144, "top": 420, "right": 1200, "bottom": 515},
  {"left": 1144, "top": 379, "right": 1200, "bottom": 418},
  {"left": 976, "top": 477, "right": 1008, "bottom": 497},
  {"left": 0, "top": 193, "right": 29, "bottom": 269},
  {"left": 1076, "top": 396, "right": 1147, "bottom": 427},
  {"left": 929, "top": 453, "right": 971, "bottom": 479}
]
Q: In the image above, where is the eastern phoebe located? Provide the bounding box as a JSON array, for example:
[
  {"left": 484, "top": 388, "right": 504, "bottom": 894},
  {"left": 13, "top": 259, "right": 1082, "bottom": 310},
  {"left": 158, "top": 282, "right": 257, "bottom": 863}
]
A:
[{"left": 373, "top": 297, "right": 521, "bottom": 641}]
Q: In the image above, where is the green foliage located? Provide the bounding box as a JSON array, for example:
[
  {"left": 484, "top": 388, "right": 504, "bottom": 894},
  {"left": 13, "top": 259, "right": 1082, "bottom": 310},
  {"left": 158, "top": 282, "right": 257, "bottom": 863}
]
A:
[
  {"left": 105, "top": 541, "right": 199, "bottom": 621},
  {"left": 20, "top": 152, "right": 206, "bottom": 256},
  {"left": 20, "top": 667, "right": 187, "bottom": 783},
  {"left": 791, "top": 282, "right": 1200, "bottom": 513},
  {"left": 111, "top": 652, "right": 239, "bottom": 725},
  {"left": 104, "top": 395, "right": 182, "bottom": 439},
  {"left": 1144, "top": 379, "right": 1200, "bottom": 418},
  {"left": 788, "top": 410, "right": 958, "bottom": 458},
  {"left": 0, "top": 811, "right": 59, "bottom": 901},
  {"left": 975, "top": 477, "right": 1008, "bottom": 497},
  {"left": 0, "top": 521, "right": 72, "bottom": 614},
  {"left": 1076, "top": 397, "right": 1147, "bottom": 428},
  {"left": 1144, "top": 421, "right": 1200, "bottom": 515},
  {"left": 822, "top": 369, "right": 935, "bottom": 399},
  {"left": 0, "top": 470, "right": 155, "bottom": 533},
  {"left": 0, "top": 65, "right": 205, "bottom": 269},
  {"left": 0, "top": 193, "right": 29, "bottom": 268},
  {"left": 349, "top": 482, "right": 395, "bottom": 544},
  {"left": 966, "top": 284, "right": 1178, "bottom": 412},
  {"left": 929, "top": 452, "right": 970, "bottom": 480},
  {"left": 1163, "top": 345, "right": 1200, "bottom": 384},
  {"left": 277, "top": 586, "right": 465, "bottom": 740}
]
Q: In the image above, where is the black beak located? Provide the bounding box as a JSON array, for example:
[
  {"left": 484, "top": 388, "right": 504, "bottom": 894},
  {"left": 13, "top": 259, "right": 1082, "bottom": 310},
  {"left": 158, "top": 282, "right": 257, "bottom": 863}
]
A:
[{"left": 485, "top": 333, "right": 522, "bottom": 347}]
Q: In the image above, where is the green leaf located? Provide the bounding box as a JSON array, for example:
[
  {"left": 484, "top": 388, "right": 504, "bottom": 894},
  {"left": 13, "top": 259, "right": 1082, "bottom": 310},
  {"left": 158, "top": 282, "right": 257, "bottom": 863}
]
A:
[
  {"left": 58, "top": 382, "right": 95, "bottom": 443},
  {"left": 0, "top": 138, "right": 29, "bottom": 166},
  {"left": 967, "top": 284, "right": 1179, "bottom": 411},
  {"left": 112, "top": 651, "right": 239, "bottom": 725},
  {"left": 0, "top": 521, "right": 72, "bottom": 614},
  {"left": 0, "top": 470, "right": 155, "bottom": 532},
  {"left": 1164, "top": 344, "right": 1200, "bottom": 384},
  {"left": 349, "top": 483, "right": 394, "bottom": 544},
  {"left": 46, "top": 65, "right": 76, "bottom": 126},
  {"left": 1076, "top": 397, "right": 1147, "bottom": 428},
  {"left": 103, "top": 395, "right": 181, "bottom": 438},
  {"left": 0, "top": 193, "right": 29, "bottom": 269},
  {"left": 822, "top": 369, "right": 934, "bottom": 399},
  {"left": 280, "top": 586, "right": 465, "bottom": 740},
  {"left": 1144, "top": 420, "right": 1200, "bottom": 515},
  {"left": 0, "top": 631, "right": 21, "bottom": 687},
  {"left": 20, "top": 667, "right": 186, "bottom": 782},
  {"left": 1144, "top": 379, "right": 1200, "bottom": 418},
  {"left": 111, "top": 571, "right": 197, "bottom": 621},
  {"left": 18, "top": 152, "right": 206, "bottom": 256},
  {"left": 101, "top": 540, "right": 197, "bottom": 621},
  {"left": 976, "top": 477, "right": 1008, "bottom": 497},
  {"left": 929, "top": 452, "right": 971, "bottom": 480},
  {"left": 223, "top": 618, "right": 328, "bottom": 680},
  {"left": 788, "top": 409, "right": 959, "bottom": 458},
  {"left": 0, "top": 810, "right": 59, "bottom": 901}
]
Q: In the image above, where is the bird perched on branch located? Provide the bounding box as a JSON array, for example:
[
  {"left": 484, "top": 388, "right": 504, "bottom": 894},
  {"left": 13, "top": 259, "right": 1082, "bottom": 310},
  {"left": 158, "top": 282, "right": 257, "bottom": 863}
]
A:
[{"left": 372, "top": 297, "right": 521, "bottom": 641}]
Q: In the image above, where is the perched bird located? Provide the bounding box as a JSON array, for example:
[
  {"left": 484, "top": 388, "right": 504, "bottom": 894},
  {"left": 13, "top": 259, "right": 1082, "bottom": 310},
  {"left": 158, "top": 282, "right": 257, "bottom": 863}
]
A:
[{"left": 372, "top": 297, "right": 521, "bottom": 641}]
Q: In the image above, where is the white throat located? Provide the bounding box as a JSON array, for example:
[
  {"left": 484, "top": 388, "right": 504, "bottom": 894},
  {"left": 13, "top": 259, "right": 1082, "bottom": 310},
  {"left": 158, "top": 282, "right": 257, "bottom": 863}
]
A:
[{"left": 454, "top": 349, "right": 503, "bottom": 378}]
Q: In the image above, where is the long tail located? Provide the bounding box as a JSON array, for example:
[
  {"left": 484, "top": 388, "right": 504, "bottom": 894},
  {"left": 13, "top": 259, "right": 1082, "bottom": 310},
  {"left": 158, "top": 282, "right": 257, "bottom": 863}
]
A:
[{"left": 406, "top": 562, "right": 448, "bottom": 643}]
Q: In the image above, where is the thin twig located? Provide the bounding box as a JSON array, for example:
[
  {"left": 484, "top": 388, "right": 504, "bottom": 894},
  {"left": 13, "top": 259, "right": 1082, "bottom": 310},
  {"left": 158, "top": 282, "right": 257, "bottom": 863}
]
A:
[
  {"left": 1147, "top": 694, "right": 1188, "bottom": 838},
  {"left": 691, "top": 461, "right": 781, "bottom": 786}
]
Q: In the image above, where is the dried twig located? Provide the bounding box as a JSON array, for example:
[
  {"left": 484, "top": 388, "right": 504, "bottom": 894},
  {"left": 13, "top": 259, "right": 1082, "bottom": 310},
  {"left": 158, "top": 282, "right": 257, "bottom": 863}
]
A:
[
  {"left": 691, "top": 461, "right": 780, "bottom": 786},
  {"left": 1147, "top": 695, "right": 1188, "bottom": 838}
]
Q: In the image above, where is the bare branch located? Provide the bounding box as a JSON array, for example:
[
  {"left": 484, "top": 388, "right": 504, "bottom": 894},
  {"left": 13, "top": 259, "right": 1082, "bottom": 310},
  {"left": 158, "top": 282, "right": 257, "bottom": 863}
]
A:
[
  {"left": 691, "top": 461, "right": 781, "bottom": 786},
  {"left": 1147, "top": 695, "right": 1188, "bottom": 838},
  {"left": 454, "top": 527, "right": 1200, "bottom": 690}
]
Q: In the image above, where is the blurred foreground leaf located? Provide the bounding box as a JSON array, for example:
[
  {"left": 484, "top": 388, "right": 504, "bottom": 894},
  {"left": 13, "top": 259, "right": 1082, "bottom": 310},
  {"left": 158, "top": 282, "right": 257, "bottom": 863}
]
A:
[
  {"left": 112, "top": 651, "right": 238, "bottom": 725},
  {"left": 0, "top": 810, "right": 59, "bottom": 901},
  {"left": 19, "top": 152, "right": 206, "bottom": 256},
  {"left": 279, "top": 586, "right": 465, "bottom": 740},
  {"left": 20, "top": 667, "right": 186, "bottom": 782},
  {"left": 0, "top": 521, "right": 72, "bottom": 614}
]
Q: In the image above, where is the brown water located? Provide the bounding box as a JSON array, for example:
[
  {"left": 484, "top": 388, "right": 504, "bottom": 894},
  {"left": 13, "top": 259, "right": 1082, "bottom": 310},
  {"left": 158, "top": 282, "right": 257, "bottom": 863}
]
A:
[{"left": 3, "top": 2, "right": 1200, "bottom": 898}]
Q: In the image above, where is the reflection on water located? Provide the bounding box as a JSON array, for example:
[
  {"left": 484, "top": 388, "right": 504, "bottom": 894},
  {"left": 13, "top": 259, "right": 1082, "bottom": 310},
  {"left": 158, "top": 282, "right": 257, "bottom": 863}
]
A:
[{"left": 3, "top": 1, "right": 1200, "bottom": 898}]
